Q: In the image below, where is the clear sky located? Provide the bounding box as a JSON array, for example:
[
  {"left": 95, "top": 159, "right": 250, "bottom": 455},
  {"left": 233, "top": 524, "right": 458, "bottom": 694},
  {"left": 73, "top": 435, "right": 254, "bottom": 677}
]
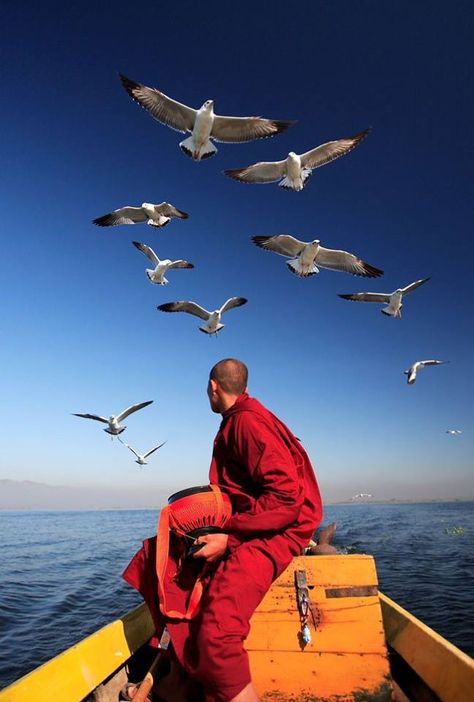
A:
[{"left": 1, "top": 0, "right": 472, "bottom": 505}]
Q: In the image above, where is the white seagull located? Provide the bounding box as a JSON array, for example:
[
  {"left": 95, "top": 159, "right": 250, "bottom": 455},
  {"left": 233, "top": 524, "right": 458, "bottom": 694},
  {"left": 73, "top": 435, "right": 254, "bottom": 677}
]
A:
[
  {"left": 338, "top": 278, "right": 430, "bottom": 317},
  {"left": 119, "top": 74, "right": 295, "bottom": 161},
  {"left": 73, "top": 401, "right": 153, "bottom": 436},
  {"left": 118, "top": 438, "right": 167, "bottom": 465},
  {"left": 132, "top": 241, "right": 194, "bottom": 285},
  {"left": 93, "top": 202, "right": 188, "bottom": 228},
  {"left": 224, "top": 129, "right": 370, "bottom": 191},
  {"left": 404, "top": 359, "right": 448, "bottom": 385},
  {"left": 446, "top": 429, "right": 463, "bottom": 435},
  {"left": 251, "top": 235, "right": 383, "bottom": 278},
  {"left": 157, "top": 297, "right": 247, "bottom": 335}
]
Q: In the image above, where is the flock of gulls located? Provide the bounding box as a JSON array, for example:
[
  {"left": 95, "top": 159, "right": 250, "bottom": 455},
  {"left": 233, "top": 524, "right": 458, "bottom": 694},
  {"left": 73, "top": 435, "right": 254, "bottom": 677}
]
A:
[{"left": 73, "top": 73, "right": 462, "bottom": 464}]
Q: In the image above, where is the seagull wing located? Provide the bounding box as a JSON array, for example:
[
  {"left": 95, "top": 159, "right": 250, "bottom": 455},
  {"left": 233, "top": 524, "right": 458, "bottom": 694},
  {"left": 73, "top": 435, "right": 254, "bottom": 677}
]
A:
[
  {"left": 316, "top": 246, "right": 383, "bottom": 277},
  {"left": 72, "top": 413, "right": 109, "bottom": 424},
  {"left": 157, "top": 203, "right": 189, "bottom": 219},
  {"left": 132, "top": 241, "right": 160, "bottom": 266},
  {"left": 219, "top": 297, "right": 248, "bottom": 314},
  {"left": 251, "top": 235, "right": 306, "bottom": 257},
  {"left": 338, "top": 292, "right": 391, "bottom": 303},
  {"left": 143, "top": 441, "right": 167, "bottom": 459},
  {"left": 117, "top": 400, "right": 153, "bottom": 422},
  {"left": 212, "top": 115, "right": 295, "bottom": 143},
  {"left": 400, "top": 277, "right": 430, "bottom": 295},
  {"left": 419, "top": 359, "right": 446, "bottom": 367},
  {"left": 158, "top": 301, "right": 210, "bottom": 320},
  {"left": 93, "top": 206, "right": 147, "bottom": 227},
  {"left": 119, "top": 74, "right": 196, "bottom": 133},
  {"left": 168, "top": 260, "right": 194, "bottom": 270},
  {"left": 300, "top": 129, "right": 370, "bottom": 170},
  {"left": 224, "top": 160, "right": 287, "bottom": 184},
  {"left": 123, "top": 443, "right": 141, "bottom": 459}
]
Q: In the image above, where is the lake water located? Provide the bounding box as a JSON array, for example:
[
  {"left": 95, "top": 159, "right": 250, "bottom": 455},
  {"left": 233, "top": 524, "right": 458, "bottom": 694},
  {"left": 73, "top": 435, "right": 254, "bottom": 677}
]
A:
[{"left": 0, "top": 502, "right": 472, "bottom": 688}]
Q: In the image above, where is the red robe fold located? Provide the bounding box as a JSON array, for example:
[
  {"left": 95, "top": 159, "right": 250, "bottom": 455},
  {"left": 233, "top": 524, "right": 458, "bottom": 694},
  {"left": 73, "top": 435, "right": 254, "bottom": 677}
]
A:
[{"left": 123, "top": 393, "right": 322, "bottom": 702}]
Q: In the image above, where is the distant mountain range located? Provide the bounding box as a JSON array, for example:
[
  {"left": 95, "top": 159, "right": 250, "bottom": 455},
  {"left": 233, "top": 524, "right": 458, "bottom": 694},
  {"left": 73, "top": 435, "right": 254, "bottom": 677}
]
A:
[{"left": 0, "top": 479, "right": 170, "bottom": 510}]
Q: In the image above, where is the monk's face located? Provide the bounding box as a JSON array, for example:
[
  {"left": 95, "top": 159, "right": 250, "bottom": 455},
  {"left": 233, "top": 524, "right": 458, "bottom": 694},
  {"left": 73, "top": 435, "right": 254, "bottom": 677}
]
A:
[{"left": 207, "top": 378, "right": 223, "bottom": 414}]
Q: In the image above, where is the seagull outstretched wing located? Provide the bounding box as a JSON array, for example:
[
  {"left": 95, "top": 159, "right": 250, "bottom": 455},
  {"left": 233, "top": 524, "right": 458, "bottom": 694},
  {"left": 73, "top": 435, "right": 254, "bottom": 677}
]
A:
[
  {"left": 300, "top": 129, "right": 370, "bottom": 169},
  {"left": 120, "top": 74, "right": 195, "bottom": 133},
  {"left": 316, "top": 247, "right": 383, "bottom": 277},
  {"left": 224, "top": 160, "right": 287, "bottom": 184},
  {"left": 252, "top": 235, "right": 306, "bottom": 257},
  {"left": 132, "top": 241, "right": 161, "bottom": 266},
  {"left": 72, "top": 413, "right": 109, "bottom": 423},
  {"left": 158, "top": 301, "right": 211, "bottom": 320},
  {"left": 219, "top": 297, "right": 248, "bottom": 314},
  {"left": 116, "top": 401, "right": 153, "bottom": 422},
  {"left": 400, "top": 278, "right": 430, "bottom": 295},
  {"left": 93, "top": 206, "right": 148, "bottom": 227}
]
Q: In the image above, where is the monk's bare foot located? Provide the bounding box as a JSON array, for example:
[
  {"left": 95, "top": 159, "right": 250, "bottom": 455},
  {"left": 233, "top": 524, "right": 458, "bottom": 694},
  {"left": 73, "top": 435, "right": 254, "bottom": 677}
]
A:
[
  {"left": 308, "top": 522, "right": 337, "bottom": 555},
  {"left": 318, "top": 522, "right": 336, "bottom": 544}
]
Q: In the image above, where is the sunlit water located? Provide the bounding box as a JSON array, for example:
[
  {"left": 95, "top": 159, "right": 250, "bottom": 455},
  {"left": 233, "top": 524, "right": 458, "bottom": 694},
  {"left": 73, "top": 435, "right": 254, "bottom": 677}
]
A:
[{"left": 0, "top": 502, "right": 472, "bottom": 688}]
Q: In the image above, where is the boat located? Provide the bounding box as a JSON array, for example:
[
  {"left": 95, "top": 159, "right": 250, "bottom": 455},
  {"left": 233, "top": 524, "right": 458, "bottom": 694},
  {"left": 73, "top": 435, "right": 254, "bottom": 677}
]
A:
[{"left": 0, "top": 554, "right": 472, "bottom": 702}]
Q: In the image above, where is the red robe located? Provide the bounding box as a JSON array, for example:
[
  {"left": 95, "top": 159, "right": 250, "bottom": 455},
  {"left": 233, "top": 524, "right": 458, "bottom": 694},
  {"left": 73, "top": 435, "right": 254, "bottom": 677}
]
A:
[{"left": 123, "top": 393, "right": 322, "bottom": 701}]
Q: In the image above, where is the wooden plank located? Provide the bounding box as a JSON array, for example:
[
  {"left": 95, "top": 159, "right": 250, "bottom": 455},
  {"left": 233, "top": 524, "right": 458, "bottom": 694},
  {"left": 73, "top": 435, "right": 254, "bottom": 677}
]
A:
[
  {"left": 380, "top": 592, "right": 474, "bottom": 702},
  {"left": 0, "top": 604, "right": 154, "bottom": 702}
]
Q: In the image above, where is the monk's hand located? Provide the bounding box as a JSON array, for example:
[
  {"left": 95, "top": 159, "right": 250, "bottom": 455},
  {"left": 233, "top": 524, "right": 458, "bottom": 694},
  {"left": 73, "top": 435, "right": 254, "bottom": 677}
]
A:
[{"left": 193, "top": 533, "right": 229, "bottom": 562}]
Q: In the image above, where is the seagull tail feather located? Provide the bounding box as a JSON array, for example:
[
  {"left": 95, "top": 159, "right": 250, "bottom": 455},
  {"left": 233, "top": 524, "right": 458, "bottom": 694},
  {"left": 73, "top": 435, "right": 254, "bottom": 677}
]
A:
[{"left": 179, "top": 136, "right": 217, "bottom": 161}]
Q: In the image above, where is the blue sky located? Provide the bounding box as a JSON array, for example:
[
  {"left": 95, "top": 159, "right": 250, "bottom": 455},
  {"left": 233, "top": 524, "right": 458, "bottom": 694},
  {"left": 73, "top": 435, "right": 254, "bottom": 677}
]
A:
[{"left": 1, "top": 1, "right": 472, "bottom": 503}]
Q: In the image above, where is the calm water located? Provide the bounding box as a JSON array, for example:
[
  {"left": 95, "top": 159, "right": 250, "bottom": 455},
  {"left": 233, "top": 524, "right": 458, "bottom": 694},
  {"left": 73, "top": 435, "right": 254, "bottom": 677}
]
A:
[{"left": 0, "top": 502, "right": 472, "bottom": 688}]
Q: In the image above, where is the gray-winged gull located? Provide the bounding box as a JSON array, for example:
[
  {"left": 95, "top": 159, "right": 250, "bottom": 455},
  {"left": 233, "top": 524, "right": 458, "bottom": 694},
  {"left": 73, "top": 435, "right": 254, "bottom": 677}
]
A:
[
  {"left": 157, "top": 297, "right": 247, "bottom": 335},
  {"left": 132, "top": 241, "right": 194, "bottom": 285},
  {"left": 338, "top": 278, "right": 430, "bottom": 317},
  {"left": 251, "top": 235, "right": 383, "bottom": 278},
  {"left": 224, "top": 129, "right": 369, "bottom": 191},
  {"left": 93, "top": 202, "right": 188, "bottom": 228},
  {"left": 72, "top": 401, "right": 153, "bottom": 436},
  {"left": 119, "top": 74, "right": 295, "bottom": 161}
]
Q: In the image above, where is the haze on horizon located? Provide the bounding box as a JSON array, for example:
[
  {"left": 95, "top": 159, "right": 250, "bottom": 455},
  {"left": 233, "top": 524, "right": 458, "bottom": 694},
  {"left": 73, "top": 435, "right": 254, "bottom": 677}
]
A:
[{"left": 0, "top": 2, "right": 473, "bottom": 506}]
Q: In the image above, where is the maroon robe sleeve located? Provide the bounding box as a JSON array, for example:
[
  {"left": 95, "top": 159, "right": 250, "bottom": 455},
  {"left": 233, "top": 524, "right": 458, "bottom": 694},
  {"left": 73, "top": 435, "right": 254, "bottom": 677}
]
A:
[{"left": 225, "top": 411, "right": 305, "bottom": 534}]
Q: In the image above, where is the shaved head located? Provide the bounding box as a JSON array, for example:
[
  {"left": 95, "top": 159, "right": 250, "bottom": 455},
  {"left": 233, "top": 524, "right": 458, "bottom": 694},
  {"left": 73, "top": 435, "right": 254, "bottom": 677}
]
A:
[{"left": 210, "top": 358, "right": 248, "bottom": 396}]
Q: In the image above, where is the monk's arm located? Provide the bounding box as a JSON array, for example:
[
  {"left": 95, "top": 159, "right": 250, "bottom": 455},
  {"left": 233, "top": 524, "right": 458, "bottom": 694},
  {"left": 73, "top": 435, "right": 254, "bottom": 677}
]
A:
[{"left": 225, "top": 413, "right": 304, "bottom": 534}]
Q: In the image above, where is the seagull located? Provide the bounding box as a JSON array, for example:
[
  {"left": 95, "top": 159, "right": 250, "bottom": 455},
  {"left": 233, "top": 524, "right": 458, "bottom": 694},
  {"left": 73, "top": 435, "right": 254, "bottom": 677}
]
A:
[
  {"left": 157, "top": 297, "right": 247, "bottom": 334},
  {"left": 251, "top": 235, "right": 383, "bottom": 278},
  {"left": 446, "top": 429, "right": 463, "bottom": 435},
  {"left": 224, "top": 129, "right": 370, "bottom": 191},
  {"left": 404, "top": 359, "right": 448, "bottom": 385},
  {"left": 132, "top": 241, "right": 194, "bottom": 285},
  {"left": 119, "top": 74, "right": 295, "bottom": 161},
  {"left": 118, "top": 437, "right": 167, "bottom": 465},
  {"left": 93, "top": 202, "right": 188, "bottom": 228},
  {"left": 73, "top": 401, "right": 153, "bottom": 436},
  {"left": 338, "top": 278, "right": 430, "bottom": 317}
]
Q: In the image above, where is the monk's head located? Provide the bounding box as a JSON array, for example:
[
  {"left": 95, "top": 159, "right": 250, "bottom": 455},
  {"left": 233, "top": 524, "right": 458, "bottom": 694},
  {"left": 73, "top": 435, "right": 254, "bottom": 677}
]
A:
[{"left": 207, "top": 358, "right": 248, "bottom": 414}]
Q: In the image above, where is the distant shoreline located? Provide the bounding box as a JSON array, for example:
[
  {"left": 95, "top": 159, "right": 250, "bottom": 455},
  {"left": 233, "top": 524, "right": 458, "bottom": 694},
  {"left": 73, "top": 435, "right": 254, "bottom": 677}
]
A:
[{"left": 1, "top": 497, "right": 473, "bottom": 513}]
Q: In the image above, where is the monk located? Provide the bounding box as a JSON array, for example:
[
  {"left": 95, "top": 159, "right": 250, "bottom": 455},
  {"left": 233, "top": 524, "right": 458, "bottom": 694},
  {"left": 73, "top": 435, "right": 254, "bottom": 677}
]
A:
[{"left": 122, "top": 358, "right": 322, "bottom": 702}]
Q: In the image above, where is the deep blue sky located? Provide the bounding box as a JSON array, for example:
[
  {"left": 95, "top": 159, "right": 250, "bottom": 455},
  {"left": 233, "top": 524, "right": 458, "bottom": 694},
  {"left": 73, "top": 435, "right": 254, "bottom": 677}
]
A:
[{"left": 1, "top": 1, "right": 472, "bottom": 503}]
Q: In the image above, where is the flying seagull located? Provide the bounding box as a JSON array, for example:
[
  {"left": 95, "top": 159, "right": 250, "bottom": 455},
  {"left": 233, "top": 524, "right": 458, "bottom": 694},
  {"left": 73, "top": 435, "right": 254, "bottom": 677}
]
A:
[
  {"left": 93, "top": 202, "right": 188, "bottom": 228},
  {"left": 251, "top": 235, "right": 383, "bottom": 278},
  {"left": 446, "top": 429, "right": 462, "bottom": 435},
  {"left": 132, "top": 241, "right": 194, "bottom": 285},
  {"left": 224, "top": 129, "right": 370, "bottom": 191},
  {"left": 73, "top": 401, "right": 153, "bottom": 436},
  {"left": 404, "top": 359, "right": 448, "bottom": 385},
  {"left": 338, "top": 278, "right": 430, "bottom": 317},
  {"left": 157, "top": 297, "right": 247, "bottom": 335},
  {"left": 119, "top": 74, "right": 295, "bottom": 161},
  {"left": 118, "top": 437, "right": 167, "bottom": 465}
]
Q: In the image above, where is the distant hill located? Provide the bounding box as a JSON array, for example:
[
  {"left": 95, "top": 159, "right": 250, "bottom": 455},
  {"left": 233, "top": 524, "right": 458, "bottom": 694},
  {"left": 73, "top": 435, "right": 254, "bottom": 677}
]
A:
[{"left": 0, "top": 479, "right": 170, "bottom": 510}]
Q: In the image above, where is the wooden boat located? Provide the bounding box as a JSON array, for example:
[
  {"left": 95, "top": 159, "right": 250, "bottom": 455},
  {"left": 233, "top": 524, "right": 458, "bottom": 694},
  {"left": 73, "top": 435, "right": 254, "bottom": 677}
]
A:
[{"left": 0, "top": 554, "right": 472, "bottom": 702}]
